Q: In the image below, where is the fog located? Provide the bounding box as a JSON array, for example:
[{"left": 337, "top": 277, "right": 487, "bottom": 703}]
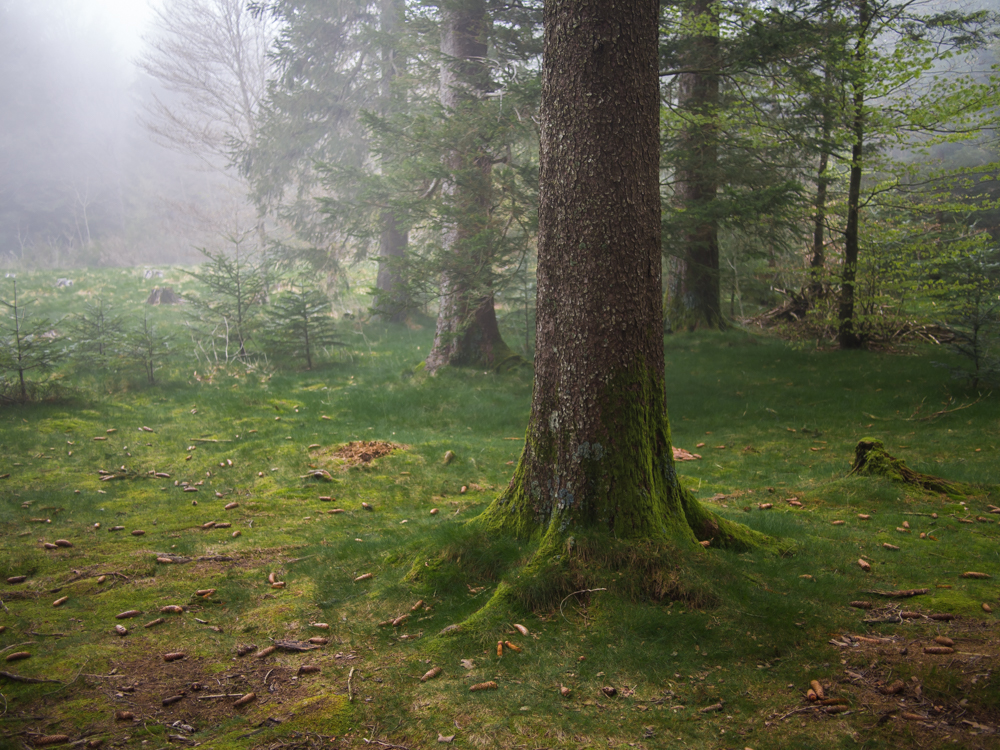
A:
[
  {"left": 0, "top": 0, "right": 261, "bottom": 268},
  {"left": 2, "top": 0, "right": 999, "bottom": 273}
]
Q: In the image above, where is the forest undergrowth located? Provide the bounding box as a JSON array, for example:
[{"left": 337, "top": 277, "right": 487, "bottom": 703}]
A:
[{"left": 0, "top": 269, "right": 998, "bottom": 750}]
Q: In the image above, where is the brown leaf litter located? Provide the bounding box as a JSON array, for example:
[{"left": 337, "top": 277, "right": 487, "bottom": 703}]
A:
[{"left": 310, "top": 440, "right": 407, "bottom": 470}]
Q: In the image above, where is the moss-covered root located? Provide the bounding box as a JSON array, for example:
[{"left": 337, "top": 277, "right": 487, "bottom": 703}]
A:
[
  {"left": 455, "top": 526, "right": 720, "bottom": 642},
  {"left": 849, "top": 438, "right": 973, "bottom": 497},
  {"left": 679, "top": 488, "right": 795, "bottom": 556}
]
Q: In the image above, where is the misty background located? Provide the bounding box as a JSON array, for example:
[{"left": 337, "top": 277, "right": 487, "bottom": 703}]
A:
[
  {"left": 0, "top": 0, "right": 266, "bottom": 268},
  {"left": 2, "top": 0, "right": 1000, "bottom": 277}
]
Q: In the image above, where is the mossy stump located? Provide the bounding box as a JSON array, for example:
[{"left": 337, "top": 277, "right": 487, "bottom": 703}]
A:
[{"left": 848, "top": 438, "right": 971, "bottom": 497}]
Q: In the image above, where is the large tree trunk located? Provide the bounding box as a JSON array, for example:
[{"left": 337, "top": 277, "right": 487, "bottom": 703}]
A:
[
  {"left": 478, "top": 0, "right": 757, "bottom": 554},
  {"left": 668, "top": 0, "right": 723, "bottom": 331},
  {"left": 838, "top": 0, "right": 868, "bottom": 350},
  {"left": 424, "top": 0, "right": 512, "bottom": 372}
]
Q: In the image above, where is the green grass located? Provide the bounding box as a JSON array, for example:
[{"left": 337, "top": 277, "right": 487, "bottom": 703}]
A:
[{"left": 1, "top": 268, "right": 999, "bottom": 749}]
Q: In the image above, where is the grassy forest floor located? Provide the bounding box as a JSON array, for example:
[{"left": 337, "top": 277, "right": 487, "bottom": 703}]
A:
[{"left": 1, "top": 268, "right": 999, "bottom": 750}]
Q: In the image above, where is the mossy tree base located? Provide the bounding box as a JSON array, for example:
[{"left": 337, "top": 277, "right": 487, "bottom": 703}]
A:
[
  {"left": 849, "top": 438, "right": 973, "bottom": 497},
  {"left": 424, "top": 294, "right": 524, "bottom": 374},
  {"left": 448, "top": 0, "right": 787, "bottom": 639}
]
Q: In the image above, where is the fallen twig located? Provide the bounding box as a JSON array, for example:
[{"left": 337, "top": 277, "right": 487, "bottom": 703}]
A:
[
  {"left": 863, "top": 613, "right": 904, "bottom": 624},
  {"left": 773, "top": 706, "right": 820, "bottom": 721},
  {"left": 363, "top": 739, "right": 410, "bottom": 750},
  {"left": 0, "top": 642, "right": 35, "bottom": 655},
  {"left": 559, "top": 588, "right": 608, "bottom": 621},
  {"left": 196, "top": 693, "right": 246, "bottom": 700},
  {"left": 348, "top": 666, "right": 355, "bottom": 703},
  {"left": 864, "top": 589, "right": 929, "bottom": 598},
  {"left": 913, "top": 396, "right": 986, "bottom": 422}
]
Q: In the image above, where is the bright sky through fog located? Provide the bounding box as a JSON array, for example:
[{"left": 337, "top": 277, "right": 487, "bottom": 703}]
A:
[{"left": 87, "top": 0, "right": 160, "bottom": 61}]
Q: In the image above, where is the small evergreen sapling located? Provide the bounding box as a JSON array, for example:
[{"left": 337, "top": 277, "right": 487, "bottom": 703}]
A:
[
  {"left": 933, "top": 243, "right": 1000, "bottom": 388},
  {"left": 0, "top": 280, "right": 66, "bottom": 403},
  {"left": 263, "top": 285, "right": 343, "bottom": 370},
  {"left": 184, "top": 236, "right": 271, "bottom": 363},
  {"left": 126, "top": 310, "right": 172, "bottom": 385},
  {"left": 68, "top": 297, "right": 126, "bottom": 370}
]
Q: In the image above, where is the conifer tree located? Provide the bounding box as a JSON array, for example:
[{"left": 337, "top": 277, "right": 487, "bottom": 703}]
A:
[
  {"left": 0, "top": 280, "right": 65, "bottom": 402},
  {"left": 184, "top": 236, "right": 271, "bottom": 363},
  {"left": 263, "top": 284, "right": 343, "bottom": 369}
]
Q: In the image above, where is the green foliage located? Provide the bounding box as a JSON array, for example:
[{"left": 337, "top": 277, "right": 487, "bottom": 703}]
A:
[
  {"left": 124, "top": 309, "right": 173, "bottom": 384},
  {"left": 1, "top": 271, "right": 999, "bottom": 748},
  {"left": 930, "top": 240, "right": 1000, "bottom": 387},
  {"left": 184, "top": 237, "right": 272, "bottom": 364},
  {"left": 0, "top": 279, "right": 66, "bottom": 402},
  {"left": 263, "top": 282, "right": 344, "bottom": 369},
  {"left": 66, "top": 296, "right": 125, "bottom": 371}
]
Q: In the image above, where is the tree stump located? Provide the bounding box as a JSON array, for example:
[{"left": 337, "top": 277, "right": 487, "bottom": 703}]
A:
[
  {"left": 849, "top": 438, "right": 968, "bottom": 496},
  {"left": 146, "top": 287, "right": 182, "bottom": 305}
]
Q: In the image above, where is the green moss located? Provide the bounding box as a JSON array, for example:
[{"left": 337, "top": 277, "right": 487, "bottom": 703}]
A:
[
  {"left": 467, "top": 362, "right": 787, "bottom": 622},
  {"left": 849, "top": 437, "right": 975, "bottom": 498},
  {"left": 478, "top": 361, "right": 781, "bottom": 550},
  {"left": 277, "top": 693, "right": 352, "bottom": 735}
]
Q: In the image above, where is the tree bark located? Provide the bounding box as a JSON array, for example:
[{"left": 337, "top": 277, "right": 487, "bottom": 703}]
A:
[
  {"left": 375, "top": 211, "right": 408, "bottom": 323},
  {"left": 807, "top": 67, "right": 834, "bottom": 299},
  {"left": 374, "top": 0, "right": 409, "bottom": 324},
  {"left": 668, "top": 0, "right": 723, "bottom": 331},
  {"left": 424, "top": 0, "right": 513, "bottom": 373},
  {"left": 477, "top": 0, "right": 758, "bottom": 554},
  {"left": 838, "top": 0, "right": 868, "bottom": 349}
]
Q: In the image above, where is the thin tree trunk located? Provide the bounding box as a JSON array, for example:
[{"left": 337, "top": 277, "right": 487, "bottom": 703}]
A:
[
  {"left": 838, "top": 0, "right": 868, "bottom": 350},
  {"left": 425, "top": 0, "right": 512, "bottom": 373},
  {"left": 668, "top": 0, "right": 723, "bottom": 331},
  {"left": 375, "top": 212, "right": 407, "bottom": 323},
  {"left": 809, "top": 149, "right": 830, "bottom": 276},
  {"left": 374, "top": 0, "right": 409, "bottom": 324}
]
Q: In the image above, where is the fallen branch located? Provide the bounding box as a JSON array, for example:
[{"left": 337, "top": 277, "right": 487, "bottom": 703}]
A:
[
  {"left": 864, "top": 589, "right": 929, "bottom": 598},
  {"left": 0, "top": 671, "right": 62, "bottom": 685},
  {"left": 911, "top": 396, "right": 986, "bottom": 422},
  {"left": 848, "top": 439, "right": 970, "bottom": 496},
  {"left": 300, "top": 470, "right": 334, "bottom": 481}
]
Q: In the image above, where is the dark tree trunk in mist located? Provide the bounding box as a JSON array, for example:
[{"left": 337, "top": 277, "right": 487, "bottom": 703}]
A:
[
  {"left": 809, "top": 146, "right": 831, "bottom": 289},
  {"left": 375, "top": 213, "right": 408, "bottom": 322},
  {"left": 478, "top": 0, "right": 751, "bottom": 551},
  {"left": 425, "top": 0, "right": 512, "bottom": 373},
  {"left": 838, "top": 0, "right": 868, "bottom": 350},
  {"left": 374, "top": 0, "right": 409, "bottom": 323},
  {"left": 668, "top": 0, "right": 723, "bottom": 331}
]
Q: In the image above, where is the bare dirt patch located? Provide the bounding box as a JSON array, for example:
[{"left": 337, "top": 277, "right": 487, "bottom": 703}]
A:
[
  {"left": 765, "top": 610, "right": 1000, "bottom": 747},
  {"left": 312, "top": 441, "right": 406, "bottom": 470},
  {"left": 8, "top": 648, "right": 362, "bottom": 748}
]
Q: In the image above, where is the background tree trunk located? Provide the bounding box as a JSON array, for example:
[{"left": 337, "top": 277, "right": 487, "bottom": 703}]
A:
[
  {"left": 374, "top": 0, "right": 409, "bottom": 324},
  {"left": 668, "top": 0, "right": 723, "bottom": 331},
  {"left": 424, "top": 0, "right": 512, "bottom": 373},
  {"left": 838, "top": 0, "right": 869, "bottom": 350}
]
